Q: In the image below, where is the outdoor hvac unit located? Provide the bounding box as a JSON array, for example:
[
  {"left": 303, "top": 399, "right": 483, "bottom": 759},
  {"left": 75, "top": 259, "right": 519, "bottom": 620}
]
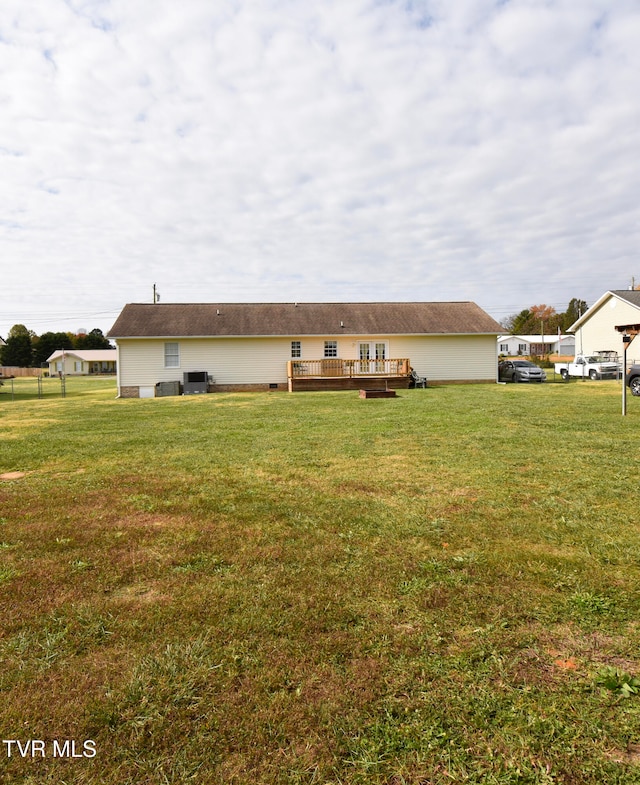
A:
[
  {"left": 183, "top": 371, "right": 209, "bottom": 395},
  {"left": 156, "top": 381, "right": 180, "bottom": 397}
]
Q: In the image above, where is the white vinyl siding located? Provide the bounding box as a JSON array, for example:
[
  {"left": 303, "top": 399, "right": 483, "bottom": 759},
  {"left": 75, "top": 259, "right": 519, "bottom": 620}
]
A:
[
  {"left": 573, "top": 296, "right": 640, "bottom": 358},
  {"left": 118, "top": 338, "right": 297, "bottom": 387},
  {"left": 390, "top": 335, "right": 498, "bottom": 381},
  {"left": 116, "top": 333, "right": 499, "bottom": 388}
]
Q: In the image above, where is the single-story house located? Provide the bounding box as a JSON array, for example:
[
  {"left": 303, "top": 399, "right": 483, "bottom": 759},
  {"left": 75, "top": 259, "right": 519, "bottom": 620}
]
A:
[
  {"left": 107, "top": 302, "right": 503, "bottom": 397},
  {"left": 46, "top": 349, "right": 117, "bottom": 376},
  {"left": 569, "top": 290, "right": 640, "bottom": 359},
  {"left": 497, "top": 334, "right": 575, "bottom": 357}
]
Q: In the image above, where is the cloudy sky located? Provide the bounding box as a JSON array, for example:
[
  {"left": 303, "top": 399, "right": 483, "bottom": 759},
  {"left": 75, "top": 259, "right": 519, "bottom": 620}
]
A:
[{"left": 1, "top": 0, "right": 639, "bottom": 339}]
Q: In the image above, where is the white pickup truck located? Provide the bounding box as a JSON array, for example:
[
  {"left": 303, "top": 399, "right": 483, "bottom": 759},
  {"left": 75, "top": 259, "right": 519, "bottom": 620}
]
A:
[{"left": 554, "top": 354, "right": 620, "bottom": 381}]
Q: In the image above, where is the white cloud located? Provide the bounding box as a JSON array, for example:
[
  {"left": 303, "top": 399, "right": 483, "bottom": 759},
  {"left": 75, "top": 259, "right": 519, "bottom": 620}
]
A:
[{"left": 0, "top": 0, "right": 639, "bottom": 337}]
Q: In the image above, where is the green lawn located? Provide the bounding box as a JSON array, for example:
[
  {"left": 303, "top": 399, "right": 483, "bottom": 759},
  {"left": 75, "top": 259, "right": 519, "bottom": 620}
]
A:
[{"left": 1, "top": 377, "right": 639, "bottom": 784}]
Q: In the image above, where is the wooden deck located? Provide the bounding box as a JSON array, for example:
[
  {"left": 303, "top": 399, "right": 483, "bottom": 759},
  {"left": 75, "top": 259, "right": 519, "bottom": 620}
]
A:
[{"left": 287, "top": 358, "right": 411, "bottom": 392}]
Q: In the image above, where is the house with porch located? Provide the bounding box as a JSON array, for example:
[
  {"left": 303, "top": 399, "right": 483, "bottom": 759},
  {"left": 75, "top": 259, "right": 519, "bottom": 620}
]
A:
[
  {"left": 46, "top": 349, "right": 117, "bottom": 376},
  {"left": 107, "top": 302, "right": 503, "bottom": 397}
]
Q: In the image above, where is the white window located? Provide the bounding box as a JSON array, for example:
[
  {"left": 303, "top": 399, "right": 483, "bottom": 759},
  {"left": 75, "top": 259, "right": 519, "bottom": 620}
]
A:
[
  {"left": 164, "top": 342, "right": 180, "bottom": 368},
  {"left": 499, "top": 344, "right": 509, "bottom": 353},
  {"left": 74, "top": 361, "right": 82, "bottom": 372},
  {"left": 324, "top": 340, "right": 338, "bottom": 358},
  {"left": 291, "top": 341, "right": 301, "bottom": 358}
]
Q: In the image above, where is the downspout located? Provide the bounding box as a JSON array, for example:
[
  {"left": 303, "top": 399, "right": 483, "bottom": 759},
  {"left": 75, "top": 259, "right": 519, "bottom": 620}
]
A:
[{"left": 114, "top": 340, "right": 121, "bottom": 398}]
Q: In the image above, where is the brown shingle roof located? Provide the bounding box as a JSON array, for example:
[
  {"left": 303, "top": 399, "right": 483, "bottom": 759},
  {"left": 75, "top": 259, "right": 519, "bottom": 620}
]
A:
[{"left": 107, "top": 302, "right": 502, "bottom": 338}]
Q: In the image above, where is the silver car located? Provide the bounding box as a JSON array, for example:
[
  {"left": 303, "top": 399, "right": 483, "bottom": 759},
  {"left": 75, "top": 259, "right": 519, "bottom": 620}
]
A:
[{"left": 498, "top": 360, "right": 547, "bottom": 383}]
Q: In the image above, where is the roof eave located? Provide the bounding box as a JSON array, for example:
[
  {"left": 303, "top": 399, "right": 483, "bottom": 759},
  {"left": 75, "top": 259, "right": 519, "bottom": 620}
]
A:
[
  {"left": 568, "top": 291, "right": 617, "bottom": 332},
  {"left": 111, "top": 330, "right": 501, "bottom": 340}
]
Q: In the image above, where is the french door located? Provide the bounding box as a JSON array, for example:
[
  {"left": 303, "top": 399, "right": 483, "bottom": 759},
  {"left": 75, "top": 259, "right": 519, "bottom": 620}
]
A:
[{"left": 358, "top": 342, "right": 387, "bottom": 373}]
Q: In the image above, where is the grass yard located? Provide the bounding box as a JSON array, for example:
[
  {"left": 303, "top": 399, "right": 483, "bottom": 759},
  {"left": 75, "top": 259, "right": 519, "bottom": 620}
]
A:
[{"left": 1, "top": 376, "right": 640, "bottom": 784}]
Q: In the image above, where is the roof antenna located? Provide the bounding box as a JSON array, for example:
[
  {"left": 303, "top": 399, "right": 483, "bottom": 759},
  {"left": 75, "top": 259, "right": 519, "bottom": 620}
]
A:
[{"left": 153, "top": 283, "right": 160, "bottom": 304}]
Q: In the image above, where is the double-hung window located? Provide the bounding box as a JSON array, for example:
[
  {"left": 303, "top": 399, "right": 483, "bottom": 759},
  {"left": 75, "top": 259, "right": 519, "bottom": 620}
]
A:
[
  {"left": 324, "top": 340, "right": 338, "bottom": 358},
  {"left": 164, "top": 342, "right": 180, "bottom": 368},
  {"left": 291, "top": 341, "right": 301, "bottom": 358}
]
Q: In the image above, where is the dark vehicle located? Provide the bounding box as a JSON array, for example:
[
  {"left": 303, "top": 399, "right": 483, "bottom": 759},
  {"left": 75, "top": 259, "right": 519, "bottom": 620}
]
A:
[
  {"left": 627, "top": 364, "right": 640, "bottom": 396},
  {"left": 498, "top": 360, "right": 547, "bottom": 383}
]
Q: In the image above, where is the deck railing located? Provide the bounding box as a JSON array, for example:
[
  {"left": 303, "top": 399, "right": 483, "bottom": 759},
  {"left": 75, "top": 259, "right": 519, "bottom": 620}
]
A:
[{"left": 288, "top": 358, "right": 410, "bottom": 379}]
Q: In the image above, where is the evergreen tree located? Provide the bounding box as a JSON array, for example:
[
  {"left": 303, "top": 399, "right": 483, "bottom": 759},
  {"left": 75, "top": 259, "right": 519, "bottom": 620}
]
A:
[
  {"left": 562, "top": 298, "right": 588, "bottom": 330},
  {"left": 510, "top": 309, "right": 534, "bottom": 334}
]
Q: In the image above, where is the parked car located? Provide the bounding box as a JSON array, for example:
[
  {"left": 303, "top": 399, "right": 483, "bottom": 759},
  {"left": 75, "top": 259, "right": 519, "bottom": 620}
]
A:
[
  {"left": 627, "top": 364, "right": 640, "bottom": 396},
  {"left": 498, "top": 360, "right": 547, "bottom": 383}
]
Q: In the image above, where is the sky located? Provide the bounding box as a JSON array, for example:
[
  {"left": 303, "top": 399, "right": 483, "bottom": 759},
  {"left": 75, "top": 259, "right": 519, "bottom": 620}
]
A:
[{"left": 1, "top": 0, "right": 639, "bottom": 340}]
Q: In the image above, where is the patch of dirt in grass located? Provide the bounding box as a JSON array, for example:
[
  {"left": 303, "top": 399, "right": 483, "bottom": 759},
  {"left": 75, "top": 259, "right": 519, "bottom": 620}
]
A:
[
  {"left": 0, "top": 471, "right": 27, "bottom": 480},
  {"left": 541, "top": 627, "right": 640, "bottom": 671},
  {"left": 508, "top": 647, "right": 564, "bottom": 687},
  {"left": 109, "top": 583, "right": 170, "bottom": 605},
  {"left": 606, "top": 743, "right": 640, "bottom": 765},
  {"left": 502, "top": 626, "right": 640, "bottom": 691}
]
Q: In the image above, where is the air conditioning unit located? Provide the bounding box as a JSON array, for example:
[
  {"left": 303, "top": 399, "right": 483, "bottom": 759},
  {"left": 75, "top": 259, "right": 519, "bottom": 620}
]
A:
[
  {"left": 156, "top": 381, "right": 180, "bottom": 397},
  {"left": 183, "top": 371, "right": 209, "bottom": 395}
]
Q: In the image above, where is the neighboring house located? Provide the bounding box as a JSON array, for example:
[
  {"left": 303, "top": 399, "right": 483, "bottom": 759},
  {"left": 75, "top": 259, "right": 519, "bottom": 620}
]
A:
[
  {"left": 497, "top": 334, "right": 575, "bottom": 356},
  {"left": 107, "top": 301, "right": 503, "bottom": 397},
  {"left": 569, "top": 290, "right": 640, "bottom": 358},
  {"left": 46, "top": 349, "right": 117, "bottom": 376}
]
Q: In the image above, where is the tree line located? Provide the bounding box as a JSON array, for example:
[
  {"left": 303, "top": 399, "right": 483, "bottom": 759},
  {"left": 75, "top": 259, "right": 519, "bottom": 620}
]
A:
[
  {"left": 0, "top": 324, "right": 113, "bottom": 368},
  {"left": 501, "top": 298, "right": 588, "bottom": 335}
]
